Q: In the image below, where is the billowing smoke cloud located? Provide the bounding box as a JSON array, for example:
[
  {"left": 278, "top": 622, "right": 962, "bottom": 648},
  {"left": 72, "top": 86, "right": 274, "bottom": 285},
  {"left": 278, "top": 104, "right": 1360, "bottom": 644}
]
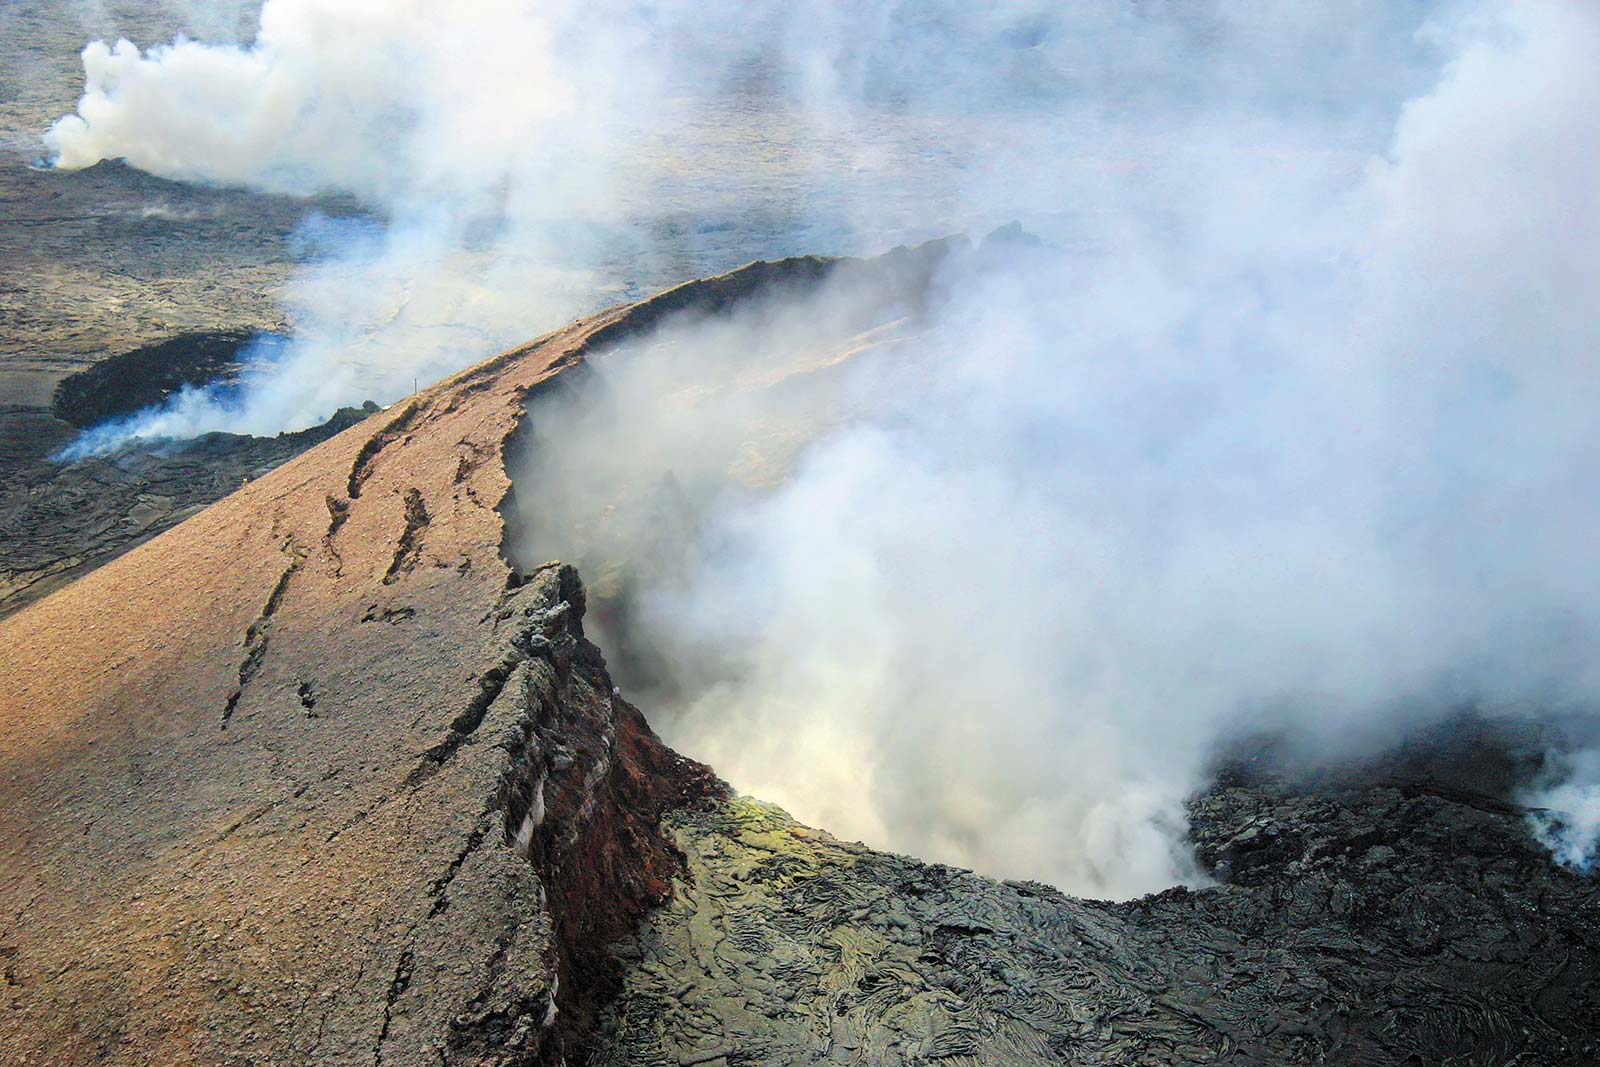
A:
[
  {"left": 504, "top": 3, "right": 1600, "bottom": 897},
  {"left": 45, "top": 0, "right": 665, "bottom": 447},
  {"left": 42, "top": 2, "right": 1600, "bottom": 893},
  {"left": 46, "top": 0, "right": 1434, "bottom": 452},
  {"left": 1528, "top": 746, "right": 1600, "bottom": 872}
]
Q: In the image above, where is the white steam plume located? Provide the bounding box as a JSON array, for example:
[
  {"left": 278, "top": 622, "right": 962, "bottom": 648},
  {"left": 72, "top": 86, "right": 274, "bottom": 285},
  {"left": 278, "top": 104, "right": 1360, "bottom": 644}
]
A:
[{"left": 507, "top": 3, "right": 1600, "bottom": 897}]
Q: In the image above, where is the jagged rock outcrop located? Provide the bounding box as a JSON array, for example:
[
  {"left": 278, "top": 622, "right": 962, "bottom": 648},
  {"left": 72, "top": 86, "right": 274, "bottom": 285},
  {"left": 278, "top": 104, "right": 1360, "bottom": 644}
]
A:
[
  {"left": 0, "top": 250, "right": 917, "bottom": 1066},
  {"left": 49, "top": 330, "right": 261, "bottom": 430}
]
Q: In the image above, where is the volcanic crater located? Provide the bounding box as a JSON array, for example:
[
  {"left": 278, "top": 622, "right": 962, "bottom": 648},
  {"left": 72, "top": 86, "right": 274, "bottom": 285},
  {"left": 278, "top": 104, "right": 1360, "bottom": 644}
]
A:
[{"left": 2, "top": 248, "right": 1597, "bottom": 1066}]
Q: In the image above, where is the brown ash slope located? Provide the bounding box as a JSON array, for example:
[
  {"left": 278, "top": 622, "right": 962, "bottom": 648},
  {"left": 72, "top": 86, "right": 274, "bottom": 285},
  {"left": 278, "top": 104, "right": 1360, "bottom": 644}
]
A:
[
  {"left": 1, "top": 253, "right": 1597, "bottom": 1066},
  {"left": 0, "top": 277, "right": 723, "bottom": 1064}
]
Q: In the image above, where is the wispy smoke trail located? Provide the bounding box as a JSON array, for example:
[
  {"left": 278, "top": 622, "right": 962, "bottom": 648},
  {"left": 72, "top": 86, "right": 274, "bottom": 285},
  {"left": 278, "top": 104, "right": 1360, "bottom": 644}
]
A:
[{"left": 43, "top": 2, "right": 1600, "bottom": 891}]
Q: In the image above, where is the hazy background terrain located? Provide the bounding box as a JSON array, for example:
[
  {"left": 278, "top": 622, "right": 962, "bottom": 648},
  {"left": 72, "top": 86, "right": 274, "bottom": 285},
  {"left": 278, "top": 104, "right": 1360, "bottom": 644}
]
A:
[{"left": 38, "top": 1, "right": 1439, "bottom": 449}]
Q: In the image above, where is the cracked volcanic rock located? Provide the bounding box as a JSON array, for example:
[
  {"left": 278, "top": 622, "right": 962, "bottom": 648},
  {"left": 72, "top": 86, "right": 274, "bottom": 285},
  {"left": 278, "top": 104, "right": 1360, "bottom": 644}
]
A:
[
  {"left": 3, "top": 257, "right": 1599, "bottom": 1067},
  {"left": 587, "top": 752, "right": 1599, "bottom": 1066}
]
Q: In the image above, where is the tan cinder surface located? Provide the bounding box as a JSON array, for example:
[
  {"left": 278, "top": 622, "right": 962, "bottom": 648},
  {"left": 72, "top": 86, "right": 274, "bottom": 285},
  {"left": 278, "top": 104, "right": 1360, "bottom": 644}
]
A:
[{"left": 0, "top": 294, "right": 625, "bottom": 1064}]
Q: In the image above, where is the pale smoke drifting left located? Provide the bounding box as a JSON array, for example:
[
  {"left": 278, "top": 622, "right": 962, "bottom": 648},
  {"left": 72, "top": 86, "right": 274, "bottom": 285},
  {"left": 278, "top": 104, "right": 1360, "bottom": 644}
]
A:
[
  {"left": 47, "top": 0, "right": 584, "bottom": 202},
  {"left": 46, "top": 0, "right": 756, "bottom": 449},
  {"left": 45, "top": 1, "right": 1429, "bottom": 451},
  {"left": 47, "top": 0, "right": 661, "bottom": 449}
]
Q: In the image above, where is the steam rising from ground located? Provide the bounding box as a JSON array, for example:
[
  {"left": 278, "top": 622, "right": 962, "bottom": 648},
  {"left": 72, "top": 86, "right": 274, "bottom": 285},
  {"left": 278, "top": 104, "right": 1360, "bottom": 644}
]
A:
[
  {"left": 44, "top": 3, "right": 1600, "bottom": 891},
  {"left": 510, "top": 5, "right": 1600, "bottom": 896}
]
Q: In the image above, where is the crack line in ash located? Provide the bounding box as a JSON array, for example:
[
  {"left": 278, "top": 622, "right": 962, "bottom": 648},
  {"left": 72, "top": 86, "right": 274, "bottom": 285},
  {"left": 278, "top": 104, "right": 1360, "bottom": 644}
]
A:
[
  {"left": 371, "top": 942, "right": 416, "bottom": 1067},
  {"left": 347, "top": 401, "right": 422, "bottom": 500},
  {"left": 382, "top": 488, "right": 431, "bottom": 585},
  {"left": 220, "top": 537, "right": 308, "bottom": 729}
]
